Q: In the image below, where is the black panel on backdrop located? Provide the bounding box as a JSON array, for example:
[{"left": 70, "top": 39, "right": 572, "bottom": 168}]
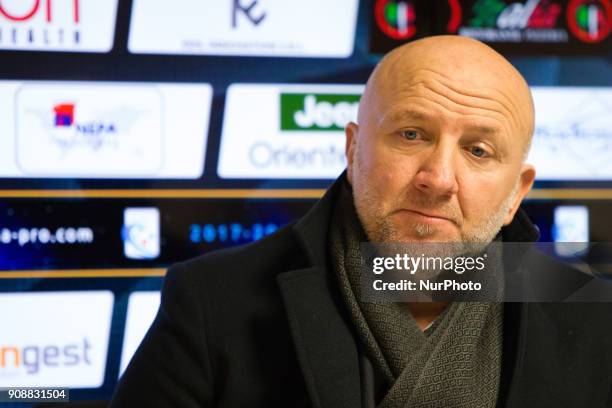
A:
[
  {"left": 0, "top": 198, "right": 315, "bottom": 270},
  {"left": 370, "top": 0, "right": 611, "bottom": 55}
]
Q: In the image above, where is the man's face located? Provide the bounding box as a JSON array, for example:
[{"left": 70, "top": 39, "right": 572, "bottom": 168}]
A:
[{"left": 346, "top": 53, "right": 535, "bottom": 244}]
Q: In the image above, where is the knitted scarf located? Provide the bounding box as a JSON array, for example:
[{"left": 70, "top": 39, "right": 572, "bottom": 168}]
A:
[{"left": 329, "top": 182, "right": 504, "bottom": 407}]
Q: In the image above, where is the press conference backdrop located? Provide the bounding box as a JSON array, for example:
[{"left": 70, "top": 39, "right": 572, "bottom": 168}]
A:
[{"left": 0, "top": 0, "right": 610, "bottom": 404}]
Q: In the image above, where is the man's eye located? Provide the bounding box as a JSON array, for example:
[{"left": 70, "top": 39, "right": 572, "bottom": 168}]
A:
[
  {"left": 469, "top": 146, "right": 488, "bottom": 158},
  {"left": 401, "top": 130, "right": 419, "bottom": 140}
]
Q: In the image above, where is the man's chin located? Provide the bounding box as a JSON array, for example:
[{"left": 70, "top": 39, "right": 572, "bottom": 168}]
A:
[
  {"left": 392, "top": 223, "right": 463, "bottom": 243},
  {"left": 387, "top": 231, "right": 461, "bottom": 244}
]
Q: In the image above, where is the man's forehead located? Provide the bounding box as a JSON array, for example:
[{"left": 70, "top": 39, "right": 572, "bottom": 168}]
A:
[
  {"left": 375, "top": 72, "right": 522, "bottom": 130},
  {"left": 376, "top": 63, "right": 524, "bottom": 113}
]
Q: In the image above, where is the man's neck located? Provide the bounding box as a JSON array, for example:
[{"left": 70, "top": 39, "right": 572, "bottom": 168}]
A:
[{"left": 405, "top": 301, "right": 450, "bottom": 331}]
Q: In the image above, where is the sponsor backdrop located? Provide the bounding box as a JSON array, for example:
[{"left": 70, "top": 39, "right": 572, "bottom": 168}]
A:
[{"left": 0, "top": 0, "right": 610, "bottom": 404}]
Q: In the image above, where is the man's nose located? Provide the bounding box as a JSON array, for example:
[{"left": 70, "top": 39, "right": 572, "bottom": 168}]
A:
[{"left": 413, "top": 144, "right": 459, "bottom": 197}]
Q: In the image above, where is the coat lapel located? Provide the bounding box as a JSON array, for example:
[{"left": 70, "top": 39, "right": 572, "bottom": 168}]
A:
[
  {"left": 498, "top": 301, "right": 530, "bottom": 408},
  {"left": 277, "top": 267, "right": 362, "bottom": 408},
  {"left": 277, "top": 173, "right": 362, "bottom": 407}
]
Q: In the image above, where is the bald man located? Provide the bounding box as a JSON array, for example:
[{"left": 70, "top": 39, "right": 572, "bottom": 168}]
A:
[{"left": 112, "top": 37, "right": 612, "bottom": 408}]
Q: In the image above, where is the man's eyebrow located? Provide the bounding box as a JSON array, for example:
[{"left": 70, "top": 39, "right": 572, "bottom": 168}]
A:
[
  {"left": 463, "top": 123, "right": 502, "bottom": 136},
  {"left": 379, "top": 109, "right": 430, "bottom": 125}
]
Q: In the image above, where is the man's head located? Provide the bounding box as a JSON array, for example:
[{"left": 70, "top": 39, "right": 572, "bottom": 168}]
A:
[{"left": 346, "top": 35, "right": 536, "bottom": 244}]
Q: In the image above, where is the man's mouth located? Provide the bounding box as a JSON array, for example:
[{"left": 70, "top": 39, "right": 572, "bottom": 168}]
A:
[{"left": 398, "top": 209, "right": 458, "bottom": 225}]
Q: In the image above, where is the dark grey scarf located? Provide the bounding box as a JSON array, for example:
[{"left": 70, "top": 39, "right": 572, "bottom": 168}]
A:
[{"left": 329, "top": 182, "right": 504, "bottom": 407}]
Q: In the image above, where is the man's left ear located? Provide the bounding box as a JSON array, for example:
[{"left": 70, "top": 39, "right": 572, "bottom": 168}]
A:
[
  {"left": 345, "top": 121, "right": 359, "bottom": 185},
  {"left": 503, "top": 164, "right": 536, "bottom": 225}
]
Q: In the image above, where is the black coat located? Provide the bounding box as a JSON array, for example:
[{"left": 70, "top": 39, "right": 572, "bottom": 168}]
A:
[{"left": 111, "top": 176, "right": 612, "bottom": 407}]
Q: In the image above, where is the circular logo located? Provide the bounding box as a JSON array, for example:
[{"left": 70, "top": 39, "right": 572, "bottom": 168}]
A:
[
  {"left": 375, "top": 0, "right": 418, "bottom": 40},
  {"left": 567, "top": 0, "right": 611, "bottom": 43},
  {"left": 375, "top": 0, "right": 463, "bottom": 40}
]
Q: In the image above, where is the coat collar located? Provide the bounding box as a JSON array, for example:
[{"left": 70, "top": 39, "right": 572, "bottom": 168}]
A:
[
  {"left": 277, "top": 173, "right": 360, "bottom": 408},
  {"left": 279, "top": 171, "right": 540, "bottom": 408},
  {"left": 291, "top": 172, "right": 346, "bottom": 268}
]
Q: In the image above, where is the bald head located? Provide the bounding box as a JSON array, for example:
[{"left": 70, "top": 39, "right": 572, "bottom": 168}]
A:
[{"left": 359, "top": 36, "right": 534, "bottom": 157}]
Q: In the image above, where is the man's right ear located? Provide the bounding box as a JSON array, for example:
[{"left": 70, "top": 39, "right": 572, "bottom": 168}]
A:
[{"left": 345, "top": 122, "right": 358, "bottom": 185}]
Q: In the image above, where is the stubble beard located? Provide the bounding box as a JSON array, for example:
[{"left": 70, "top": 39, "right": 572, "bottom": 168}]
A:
[{"left": 353, "top": 177, "right": 520, "bottom": 247}]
